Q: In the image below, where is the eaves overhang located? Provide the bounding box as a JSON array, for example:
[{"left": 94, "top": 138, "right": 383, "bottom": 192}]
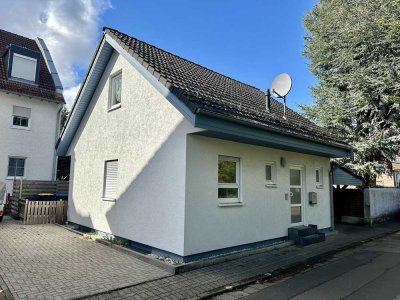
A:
[
  {"left": 56, "top": 35, "right": 114, "bottom": 156},
  {"left": 193, "top": 110, "right": 352, "bottom": 158}
]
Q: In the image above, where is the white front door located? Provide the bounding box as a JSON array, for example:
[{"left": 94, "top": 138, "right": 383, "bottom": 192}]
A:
[{"left": 290, "top": 167, "right": 303, "bottom": 225}]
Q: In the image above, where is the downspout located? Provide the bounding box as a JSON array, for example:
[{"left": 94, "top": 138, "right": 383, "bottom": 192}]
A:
[
  {"left": 53, "top": 104, "right": 63, "bottom": 180},
  {"left": 329, "top": 167, "right": 335, "bottom": 231}
]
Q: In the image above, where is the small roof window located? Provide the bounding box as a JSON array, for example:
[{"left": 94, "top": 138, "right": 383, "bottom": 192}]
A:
[{"left": 7, "top": 44, "right": 40, "bottom": 84}]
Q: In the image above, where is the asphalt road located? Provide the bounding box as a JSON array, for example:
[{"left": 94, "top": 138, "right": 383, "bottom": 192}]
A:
[{"left": 246, "top": 231, "right": 400, "bottom": 300}]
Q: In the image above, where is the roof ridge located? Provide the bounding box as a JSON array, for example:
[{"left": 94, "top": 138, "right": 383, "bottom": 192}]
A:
[{"left": 103, "top": 27, "right": 265, "bottom": 94}]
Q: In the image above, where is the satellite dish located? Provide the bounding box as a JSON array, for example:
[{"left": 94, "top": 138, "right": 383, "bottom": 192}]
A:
[
  {"left": 267, "top": 73, "right": 292, "bottom": 119},
  {"left": 271, "top": 73, "right": 292, "bottom": 98}
]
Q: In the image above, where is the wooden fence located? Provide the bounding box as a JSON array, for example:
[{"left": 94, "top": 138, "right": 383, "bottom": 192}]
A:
[
  {"left": 8, "top": 179, "right": 69, "bottom": 225},
  {"left": 22, "top": 200, "right": 67, "bottom": 225},
  {"left": 12, "top": 180, "right": 69, "bottom": 199}
]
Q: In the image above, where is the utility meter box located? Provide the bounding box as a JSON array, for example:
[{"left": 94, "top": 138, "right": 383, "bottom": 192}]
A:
[{"left": 309, "top": 192, "right": 317, "bottom": 205}]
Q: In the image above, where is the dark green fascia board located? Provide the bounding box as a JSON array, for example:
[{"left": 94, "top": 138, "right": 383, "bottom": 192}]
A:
[{"left": 193, "top": 113, "right": 352, "bottom": 158}]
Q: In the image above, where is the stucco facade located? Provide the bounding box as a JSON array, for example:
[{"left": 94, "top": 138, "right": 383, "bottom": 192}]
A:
[
  {"left": 0, "top": 91, "right": 61, "bottom": 193},
  {"left": 66, "top": 49, "right": 333, "bottom": 259},
  {"left": 67, "top": 51, "right": 195, "bottom": 256},
  {"left": 184, "top": 135, "right": 331, "bottom": 256}
]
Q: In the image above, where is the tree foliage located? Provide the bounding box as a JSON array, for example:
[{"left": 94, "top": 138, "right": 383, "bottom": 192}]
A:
[
  {"left": 302, "top": 0, "right": 400, "bottom": 185},
  {"left": 60, "top": 106, "right": 69, "bottom": 133}
]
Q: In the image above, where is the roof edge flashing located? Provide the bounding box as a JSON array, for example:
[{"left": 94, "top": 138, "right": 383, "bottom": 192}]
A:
[{"left": 35, "top": 37, "right": 63, "bottom": 93}]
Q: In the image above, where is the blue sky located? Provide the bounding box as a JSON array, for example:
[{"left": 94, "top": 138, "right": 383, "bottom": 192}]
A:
[
  {"left": 101, "top": 0, "right": 318, "bottom": 110},
  {"left": 0, "top": 0, "right": 318, "bottom": 110}
]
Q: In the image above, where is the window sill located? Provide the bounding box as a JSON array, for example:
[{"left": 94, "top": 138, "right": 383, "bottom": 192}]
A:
[
  {"left": 108, "top": 103, "right": 121, "bottom": 112},
  {"left": 101, "top": 197, "right": 116, "bottom": 202},
  {"left": 316, "top": 185, "right": 324, "bottom": 189},
  {"left": 11, "top": 125, "right": 30, "bottom": 131},
  {"left": 218, "top": 202, "right": 244, "bottom": 207},
  {"left": 265, "top": 183, "right": 277, "bottom": 188},
  {"left": 6, "top": 176, "right": 25, "bottom": 180}
]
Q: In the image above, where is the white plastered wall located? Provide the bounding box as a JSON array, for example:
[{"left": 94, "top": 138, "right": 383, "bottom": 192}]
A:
[
  {"left": 67, "top": 50, "right": 196, "bottom": 256},
  {"left": 0, "top": 92, "right": 60, "bottom": 193},
  {"left": 184, "top": 135, "right": 331, "bottom": 256}
]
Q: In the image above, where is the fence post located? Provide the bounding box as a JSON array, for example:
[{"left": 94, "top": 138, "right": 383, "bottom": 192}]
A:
[{"left": 19, "top": 178, "right": 23, "bottom": 199}]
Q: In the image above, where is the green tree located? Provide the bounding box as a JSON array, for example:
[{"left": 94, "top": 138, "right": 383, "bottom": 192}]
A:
[
  {"left": 60, "top": 106, "right": 69, "bottom": 133},
  {"left": 302, "top": 0, "right": 400, "bottom": 186}
]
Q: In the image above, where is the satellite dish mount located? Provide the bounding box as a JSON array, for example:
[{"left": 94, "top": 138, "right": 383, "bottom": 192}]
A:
[{"left": 267, "top": 73, "right": 292, "bottom": 119}]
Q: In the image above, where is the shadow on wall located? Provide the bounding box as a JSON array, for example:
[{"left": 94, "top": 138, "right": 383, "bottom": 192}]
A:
[{"left": 70, "top": 119, "right": 192, "bottom": 257}]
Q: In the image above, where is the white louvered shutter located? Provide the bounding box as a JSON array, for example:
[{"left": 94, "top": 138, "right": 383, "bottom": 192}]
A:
[
  {"left": 103, "top": 160, "right": 118, "bottom": 199},
  {"left": 13, "top": 106, "right": 31, "bottom": 118},
  {"left": 12, "top": 53, "right": 37, "bottom": 82}
]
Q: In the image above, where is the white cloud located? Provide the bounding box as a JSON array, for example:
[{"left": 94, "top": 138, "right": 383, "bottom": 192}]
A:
[
  {"left": 63, "top": 84, "right": 81, "bottom": 108},
  {"left": 0, "top": 0, "right": 111, "bottom": 108}
]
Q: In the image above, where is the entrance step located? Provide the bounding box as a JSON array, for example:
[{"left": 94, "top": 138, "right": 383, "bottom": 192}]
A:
[
  {"left": 288, "top": 224, "right": 326, "bottom": 246},
  {"left": 296, "top": 233, "right": 326, "bottom": 246},
  {"left": 288, "top": 225, "right": 318, "bottom": 240}
]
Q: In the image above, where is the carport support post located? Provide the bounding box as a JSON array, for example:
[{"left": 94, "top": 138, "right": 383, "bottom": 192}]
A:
[{"left": 329, "top": 168, "right": 335, "bottom": 231}]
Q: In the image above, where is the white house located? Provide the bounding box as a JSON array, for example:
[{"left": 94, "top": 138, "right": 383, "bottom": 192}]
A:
[
  {"left": 57, "top": 27, "right": 351, "bottom": 262},
  {"left": 0, "top": 29, "right": 64, "bottom": 193}
]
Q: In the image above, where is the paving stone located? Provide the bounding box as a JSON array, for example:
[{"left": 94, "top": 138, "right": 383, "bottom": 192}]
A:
[{"left": 0, "top": 218, "right": 170, "bottom": 299}]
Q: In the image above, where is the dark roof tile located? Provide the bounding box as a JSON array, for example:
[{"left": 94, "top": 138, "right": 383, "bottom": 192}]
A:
[
  {"left": 0, "top": 28, "right": 64, "bottom": 103},
  {"left": 104, "top": 27, "right": 346, "bottom": 147}
]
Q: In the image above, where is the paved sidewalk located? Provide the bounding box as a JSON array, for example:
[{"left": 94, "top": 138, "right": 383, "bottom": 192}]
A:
[
  {"left": 0, "top": 217, "right": 170, "bottom": 300},
  {"left": 86, "top": 222, "right": 400, "bottom": 300}
]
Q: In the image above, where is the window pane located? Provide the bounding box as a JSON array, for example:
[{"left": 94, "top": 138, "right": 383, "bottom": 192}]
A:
[
  {"left": 218, "top": 188, "right": 238, "bottom": 199},
  {"left": 290, "top": 169, "right": 301, "bottom": 185},
  {"left": 7, "top": 166, "right": 16, "bottom": 177},
  {"left": 16, "top": 167, "right": 24, "bottom": 177},
  {"left": 266, "top": 165, "right": 272, "bottom": 181},
  {"left": 291, "top": 207, "right": 302, "bottom": 223},
  {"left": 290, "top": 187, "right": 301, "bottom": 204},
  {"left": 316, "top": 170, "right": 320, "bottom": 182},
  {"left": 13, "top": 116, "right": 21, "bottom": 126},
  {"left": 7, "top": 158, "right": 25, "bottom": 177},
  {"left": 112, "top": 74, "right": 122, "bottom": 105},
  {"left": 15, "top": 159, "right": 25, "bottom": 168},
  {"left": 218, "top": 160, "right": 237, "bottom": 183},
  {"left": 20, "top": 117, "right": 29, "bottom": 127}
]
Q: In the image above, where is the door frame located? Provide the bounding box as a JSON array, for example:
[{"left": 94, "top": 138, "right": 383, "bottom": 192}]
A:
[{"left": 289, "top": 165, "right": 305, "bottom": 226}]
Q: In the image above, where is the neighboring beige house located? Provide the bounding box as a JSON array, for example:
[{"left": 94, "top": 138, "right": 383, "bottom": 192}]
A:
[
  {"left": 57, "top": 27, "right": 351, "bottom": 262},
  {"left": 376, "top": 158, "right": 400, "bottom": 187},
  {"left": 0, "top": 29, "right": 64, "bottom": 193}
]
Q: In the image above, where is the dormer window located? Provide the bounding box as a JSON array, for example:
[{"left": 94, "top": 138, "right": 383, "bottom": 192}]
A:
[
  {"left": 7, "top": 44, "right": 40, "bottom": 84},
  {"left": 11, "top": 53, "right": 37, "bottom": 82}
]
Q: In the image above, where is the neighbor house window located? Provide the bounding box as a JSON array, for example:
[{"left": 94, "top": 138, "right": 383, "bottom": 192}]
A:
[
  {"left": 103, "top": 160, "right": 118, "bottom": 200},
  {"left": 7, "top": 157, "right": 26, "bottom": 177},
  {"left": 218, "top": 156, "right": 240, "bottom": 203},
  {"left": 265, "top": 162, "right": 277, "bottom": 186},
  {"left": 11, "top": 53, "right": 37, "bottom": 82},
  {"left": 12, "top": 106, "right": 31, "bottom": 128},
  {"left": 316, "top": 167, "right": 323, "bottom": 187},
  {"left": 109, "top": 71, "right": 122, "bottom": 109}
]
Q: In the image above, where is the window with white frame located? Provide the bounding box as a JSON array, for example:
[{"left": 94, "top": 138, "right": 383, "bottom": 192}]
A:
[
  {"left": 12, "top": 106, "right": 31, "bottom": 128},
  {"left": 7, "top": 157, "right": 26, "bottom": 177},
  {"left": 218, "top": 156, "right": 240, "bottom": 203},
  {"left": 11, "top": 53, "right": 37, "bottom": 82},
  {"left": 265, "top": 162, "right": 277, "bottom": 186},
  {"left": 109, "top": 71, "right": 122, "bottom": 109},
  {"left": 316, "top": 167, "right": 323, "bottom": 187},
  {"left": 103, "top": 160, "right": 118, "bottom": 200}
]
